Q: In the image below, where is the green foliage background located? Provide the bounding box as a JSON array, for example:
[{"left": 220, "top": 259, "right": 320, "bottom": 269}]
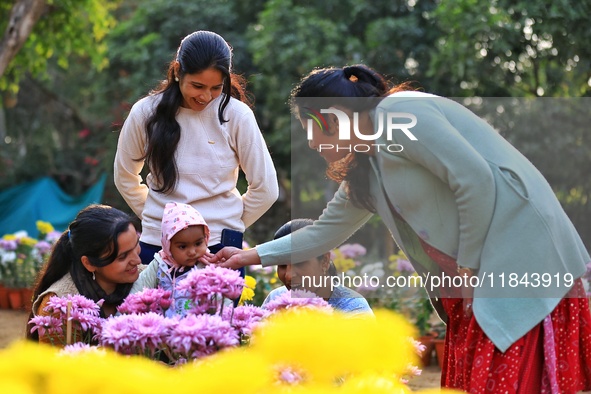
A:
[{"left": 1, "top": 0, "right": 590, "bottom": 251}]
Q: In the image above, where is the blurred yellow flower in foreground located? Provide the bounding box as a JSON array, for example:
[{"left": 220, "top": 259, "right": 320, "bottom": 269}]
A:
[
  {"left": 0, "top": 310, "right": 462, "bottom": 394},
  {"left": 249, "top": 308, "right": 418, "bottom": 384}
]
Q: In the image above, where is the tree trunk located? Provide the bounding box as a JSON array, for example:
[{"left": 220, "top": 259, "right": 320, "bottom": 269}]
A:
[{"left": 0, "top": 0, "right": 48, "bottom": 78}]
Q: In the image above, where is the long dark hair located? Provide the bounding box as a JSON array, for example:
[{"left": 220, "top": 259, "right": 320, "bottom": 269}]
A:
[
  {"left": 140, "top": 30, "right": 252, "bottom": 193},
  {"left": 273, "top": 218, "right": 336, "bottom": 276},
  {"left": 26, "top": 204, "right": 138, "bottom": 340},
  {"left": 290, "top": 64, "right": 414, "bottom": 212}
]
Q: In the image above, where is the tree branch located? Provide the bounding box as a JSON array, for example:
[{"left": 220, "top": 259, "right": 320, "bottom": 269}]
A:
[{"left": 0, "top": 0, "right": 48, "bottom": 78}]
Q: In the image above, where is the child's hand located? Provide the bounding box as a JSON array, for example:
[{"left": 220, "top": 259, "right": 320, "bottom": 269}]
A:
[{"left": 198, "top": 250, "right": 215, "bottom": 265}]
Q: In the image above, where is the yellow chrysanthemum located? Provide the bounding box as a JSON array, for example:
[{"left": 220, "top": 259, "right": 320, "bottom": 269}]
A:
[
  {"left": 239, "top": 287, "right": 255, "bottom": 304},
  {"left": 0, "top": 381, "right": 32, "bottom": 394},
  {"left": 244, "top": 275, "right": 257, "bottom": 289},
  {"left": 338, "top": 372, "right": 410, "bottom": 394},
  {"left": 0, "top": 342, "right": 180, "bottom": 394},
  {"left": 388, "top": 250, "right": 409, "bottom": 271},
  {"left": 338, "top": 372, "right": 463, "bottom": 394},
  {"left": 0, "top": 320, "right": 457, "bottom": 394},
  {"left": 19, "top": 237, "right": 39, "bottom": 247},
  {"left": 183, "top": 348, "right": 273, "bottom": 393},
  {"left": 2, "top": 234, "right": 16, "bottom": 241},
  {"left": 238, "top": 275, "right": 257, "bottom": 304},
  {"left": 36, "top": 221, "right": 55, "bottom": 235},
  {"left": 47, "top": 347, "right": 175, "bottom": 394},
  {"left": 331, "top": 249, "right": 356, "bottom": 272},
  {"left": 249, "top": 308, "right": 417, "bottom": 384}
]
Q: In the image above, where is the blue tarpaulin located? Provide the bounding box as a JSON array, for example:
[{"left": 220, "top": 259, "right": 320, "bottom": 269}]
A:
[{"left": 0, "top": 174, "right": 106, "bottom": 238}]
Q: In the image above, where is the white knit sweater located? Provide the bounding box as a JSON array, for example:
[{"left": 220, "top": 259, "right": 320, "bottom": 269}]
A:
[{"left": 114, "top": 94, "right": 278, "bottom": 246}]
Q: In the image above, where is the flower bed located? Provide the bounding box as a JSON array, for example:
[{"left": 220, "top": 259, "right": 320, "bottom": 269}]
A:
[
  {"left": 20, "top": 264, "right": 450, "bottom": 392},
  {"left": 0, "top": 221, "right": 60, "bottom": 309}
]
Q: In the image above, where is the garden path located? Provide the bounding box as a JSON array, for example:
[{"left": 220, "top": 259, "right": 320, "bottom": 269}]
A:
[{"left": 0, "top": 309, "right": 28, "bottom": 348}]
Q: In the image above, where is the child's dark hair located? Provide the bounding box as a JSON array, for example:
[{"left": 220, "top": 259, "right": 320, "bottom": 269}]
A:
[
  {"left": 26, "top": 204, "right": 138, "bottom": 340},
  {"left": 290, "top": 64, "right": 414, "bottom": 212},
  {"left": 273, "top": 218, "right": 337, "bottom": 276},
  {"left": 141, "top": 30, "right": 252, "bottom": 193}
]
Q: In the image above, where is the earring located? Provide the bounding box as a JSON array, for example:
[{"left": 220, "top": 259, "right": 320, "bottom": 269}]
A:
[
  {"left": 175, "top": 76, "right": 179, "bottom": 82},
  {"left": 92, "top": 272, "right": 96, "bottom": 281}
]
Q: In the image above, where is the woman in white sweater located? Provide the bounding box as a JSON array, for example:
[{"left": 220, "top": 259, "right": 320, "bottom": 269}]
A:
[{"left": 114, "top": 31, "right": 278, "bottom": 265}]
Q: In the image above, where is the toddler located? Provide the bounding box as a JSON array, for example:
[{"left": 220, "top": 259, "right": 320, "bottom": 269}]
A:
[{"left": 132, "top": 201, "right": 209, "bottom": 317}]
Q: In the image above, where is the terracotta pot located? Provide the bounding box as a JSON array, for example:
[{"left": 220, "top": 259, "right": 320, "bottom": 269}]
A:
[
  {"left": 0, "top": 284, "right": 10, "bottom": 309},
  {"left": 434, "top": 338, "right": 446, "bottom": 370},
  {"left": 20, "top": 288, "right": 34, "bottom": 311},
  {"left": 417, "top": 335, "right": 435, "bottom": 367},
  {"left": 7, "top": 288, "right": 23, "bottom": 310}
]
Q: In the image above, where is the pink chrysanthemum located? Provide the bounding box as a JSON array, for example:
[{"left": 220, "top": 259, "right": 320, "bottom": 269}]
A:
[
  {"left": 28, "top": 315, "right": 63, "bottom": 337},
  {"left": 275, "top": 365, "right": 307, "bottom": 385},
  {"left": 45, "top": 294, "right": 101, "bottom": 318},
  {"left": 248, "top": 265, "right": 275, "bottom": 275},
  {"left": 176, "top": 265, "right": 244, "bottom": 301},
  {"left": 0, "top": 239, "right": 17, "bottom": 251},
  {"left": 338, "top": 243, "right": 367, "bottom": 258},
  {"left": 397, "top": 258, "right": 415, "bottom": 273},
  {"left": 67, "top": 308, "right": 102, "bottom": 332},
  {"left": 186, "top": 294, "right": 218, "bottom": 315},
  {"left": 166, "top": 314, "right": 239, "bottom": 360},
  {"left": 262, "top": 289, "right": 332, "bottom": 313},
  {"left": 412, "top": 338, "right": 427, "bottom": 356},
  {"left": 35, "top": 240, "right": 52, "bottom": 254},
  {"left": 130, "top": 312, "right": 173, "bottom": 351},
  {"left": 222, "top": 305, "right": 270, "bottom": 337},
  {"left": 45, "top": 231, "right": 62, "bottom": 243},
  {"left": 118, "top": 288, "right": 173, "bottom": 314},
  {"left": 59, "top": 343, "right": 102, "bottom": 355},
  {"left": 36, "top": 294, "right": 102, "bottom": 343},
  {"left": 99, "top": 314, "right": 135, "bottom": 354},
  {"left": 405, "top": 364, "right": 422, "bottom": 377},
  {"left": 99, "top": 313, "right": 175, "bottom": 356}
]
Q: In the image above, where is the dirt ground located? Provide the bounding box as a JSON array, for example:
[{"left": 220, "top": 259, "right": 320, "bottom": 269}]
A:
[
  {"left": 0, "top": 309, "right": 28, "bottom": 347},
  {"left": 408, "top": 364, "right": 442, "bottom": 391},
  {"left": 0, "top": 308, "right": 441, "bottom": 390}
]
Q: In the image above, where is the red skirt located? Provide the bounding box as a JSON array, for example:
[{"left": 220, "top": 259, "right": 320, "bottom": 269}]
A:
[{"left": 421, "top": 241, "right": 591, "bottom": 393}]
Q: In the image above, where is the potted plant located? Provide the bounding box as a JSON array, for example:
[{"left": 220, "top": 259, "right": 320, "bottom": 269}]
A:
[
  {"left": 0, "top": 221, "right": 59, "bottom": 309},
  {"left": 411, "top": 297, "right": 437, "bottom": 367},
  {"left": 431, "top": 319, "right": 447, "bottom": 369},
  {"left": 0, "top": 252, "right": 11, "bottom": 309}
]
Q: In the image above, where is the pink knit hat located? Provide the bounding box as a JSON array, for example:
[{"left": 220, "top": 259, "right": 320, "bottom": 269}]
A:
[{"left": 159, "top": 202, "right": 210, "bottom": 268}]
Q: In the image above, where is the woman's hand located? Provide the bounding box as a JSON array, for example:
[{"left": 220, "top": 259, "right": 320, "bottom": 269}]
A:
[
  {"left": 458, "top": 267, "right": 475, "bottom": 318},
  {"left": 202, "top": 247, "right": 261, "bottom": 269},
  {"left": 462, "top": 287, "right": 474, "bottom": 318}
]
